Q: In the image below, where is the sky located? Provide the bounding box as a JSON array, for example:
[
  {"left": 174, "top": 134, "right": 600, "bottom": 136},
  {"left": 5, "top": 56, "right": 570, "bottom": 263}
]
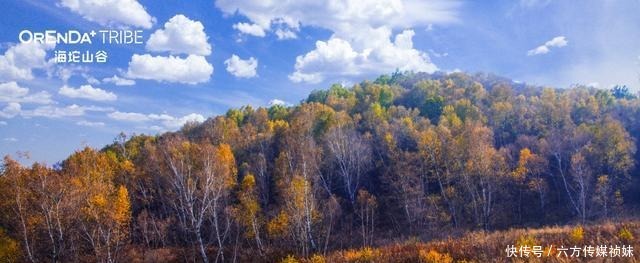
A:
[{"left": 1, "top": 0, "right": 639, "bottom": 164}]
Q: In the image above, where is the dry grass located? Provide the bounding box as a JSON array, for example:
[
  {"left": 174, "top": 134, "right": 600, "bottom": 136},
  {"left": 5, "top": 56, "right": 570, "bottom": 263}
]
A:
[{"left": 291, "top": 221, "right": 640, "bottom": 263}]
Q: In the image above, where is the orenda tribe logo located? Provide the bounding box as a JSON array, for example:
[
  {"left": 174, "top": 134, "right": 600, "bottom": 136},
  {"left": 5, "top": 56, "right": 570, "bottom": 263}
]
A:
[{"left": 17, "top": 30, "right": 145, "bottom": 64}]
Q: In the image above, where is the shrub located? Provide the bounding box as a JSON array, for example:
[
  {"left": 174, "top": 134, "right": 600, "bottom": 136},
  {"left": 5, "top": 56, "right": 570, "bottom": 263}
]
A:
[
  {"left": 343, "top": 247, "right": 381, "bottom": 262},
  {"left": 618, "top": 227, "right": 634, "bottom": 242},
  {"left": 418, "top": 249, "right": 453, "bottom": 263},
  {"left": 569, "top": 226, "right": 584, "bottom": 243},
  {"left": 309, "top": 254, "right": 326, "bottom": 263},
  {"left": 280, "top": 255, "right": 300, "bottom": 263}
]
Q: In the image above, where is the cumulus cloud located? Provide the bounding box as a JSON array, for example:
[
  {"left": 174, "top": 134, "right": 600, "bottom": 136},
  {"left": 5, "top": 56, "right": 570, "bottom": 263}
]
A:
[
  {"left": 126, "top": 54, "right": 213, "bottom": 84},
  {"left": 233, "top": 22, "right": 266, "bottom": 37},
  {"left": 224, "top": 55, "right": 258, "bottom": 78},
  {"left": 0, "top": 82, "right": 27, "bottom": 101},
  {"left": 0, "top": 82, "right": 53, "bottom": 104},
  {"left": 216, "top": 0, "right": 460, "bottom": 39},
  {"left": 59, "top": 84, "right": 117, "bottom": 101},
  {"left": 275, "top": 29, "right": 297, "bottom": 40},
  {"left": 290, "top": 29, "right": 437, "bottom": 83},
  {"left": 59, "top": 0, "right": 155, "bottom": 28},
  {"left": 216, "top": 0, "right": 457, "bottom": 83},
  {"left": 102, "top": 75, "right": 136, "bottom": 86},
  {"left": 527, "top": 36, "right": 568, "bottom": 56},
  {"left": 84, "top": 74, "right": 101, "bottom": 85},
  {"left": 162, "top": 113, "right": 206, "bottom": 129},
  {"left": 108, "top": 111, "right": 205, "bottom": 129},
  {"left": 0, "top": 103, "right": 22, "bottom": 119},
  {"left": 0, "top": 42, "right": 55, "bottom": 82},
  {"left": 268, "top": 99, "right": 287, "bottom": 106},
  {"left": 146, "top": 15, "right": 211, "bottom": 56}
]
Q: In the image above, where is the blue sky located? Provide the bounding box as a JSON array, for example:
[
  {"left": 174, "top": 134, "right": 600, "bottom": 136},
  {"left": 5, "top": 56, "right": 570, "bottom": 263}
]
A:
[{"left": 1, "top": 0, "right": 639, "bottom": 164}]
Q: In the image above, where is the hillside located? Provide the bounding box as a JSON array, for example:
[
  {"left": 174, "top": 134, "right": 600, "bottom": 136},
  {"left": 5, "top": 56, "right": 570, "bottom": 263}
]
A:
[{"left": 1, "top": 72, "right": 639, "bottom": 262}]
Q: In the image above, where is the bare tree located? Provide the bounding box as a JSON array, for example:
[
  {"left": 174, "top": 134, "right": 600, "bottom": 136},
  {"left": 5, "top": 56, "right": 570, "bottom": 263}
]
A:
[
  {"left": 326, "top": 126, "right": 372, "bottom": 204},
  {"left": 161, "top": 138, "right": 236, "bottom": 263}
]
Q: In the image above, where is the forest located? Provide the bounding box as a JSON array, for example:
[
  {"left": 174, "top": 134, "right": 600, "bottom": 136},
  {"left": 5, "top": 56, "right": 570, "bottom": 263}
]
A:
[{"left": 1, "top": 72, "right": 639, "bottom": 262}]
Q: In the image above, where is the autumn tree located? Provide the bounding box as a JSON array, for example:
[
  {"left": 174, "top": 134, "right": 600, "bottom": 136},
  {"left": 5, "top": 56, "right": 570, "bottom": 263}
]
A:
[
  {"left": 159, "top": 138, "right": 237, "bottom": 263},
  {"left": 62, "top": 148, "right": 132, "bottom": 263}
]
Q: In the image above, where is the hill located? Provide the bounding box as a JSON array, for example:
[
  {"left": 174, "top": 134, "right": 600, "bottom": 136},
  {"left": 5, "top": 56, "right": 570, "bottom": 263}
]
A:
[{"left": 1, "top": 72, "right": 639, "bottom": 262}]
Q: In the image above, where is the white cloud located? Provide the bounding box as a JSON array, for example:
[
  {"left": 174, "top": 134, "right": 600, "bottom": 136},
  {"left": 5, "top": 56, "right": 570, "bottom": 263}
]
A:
[
  {"left": 0, "top": 103, "right": 21, "bottom": 119},
  {"left": 0, "top": 42, "right": 55, "bottom": 82},
  {"left": 102, "top": 75, "right": 136, "bottom": 86},
  {"left": 233, "top": 22, "right": 266, "bottom": 37},
  {"left": 3, "top": 137, "right": 18, "bottom": 142},
  {"left": 162, "top": 113, "right": 205, "bottom": 129},
  {"left": 217, "top": 0, "right": 456, "bottom": 83},
  {"left": 59, "top": 0, "right": 155, "bottom": 28},
  {"left": 108, "top": 111, "right": 150, "bottom": 122},
  {"left": 586, "top": 82, "right": 600, "bottom": 88},
  {"left": 21, "top": 104, "right": 110, "bottom": 118},
  {"left": 0, "top": 121, "right": 6, "bottom": 125},
  {"left": 290, "top": 29, "right": 437, "bottom": 83},
  {"left": 108, "top": 111, "right": 205, "bottom": 129},
  {"left": 0, "top": 82, "right": 53, "bottom": 104},
  {"left": 76, "top": 120, "right": 105, "bottom": 127},
  {"left": 83, "top": 74, "right": 101, "bottom": 85},
  {"left": 26, "top": 104, "right": 84, "bottom": 118},
  {"left": 59, "top": 84, "right": 117, "bottom": 101},
  {"left": 146, "top": 15, "right": 211, "bottom": 56},
  {"left": 268, "top": 99, "right": 287, "bottom": 106},
  {"left": 224, "top": 55, "right": 258, "bottom": 78},
  {"left": 216, "top": 0, "right": 460, "bottom": 39},
  {"left": 126, "top": 54, "right": 213, "bottom": 84},
  {"left": 21, "top": 91, "right": 53, "bottom": 104},
  {"left": 527, "top": 36, "right": 568, "bottom": 56},
  {"left": 0, "top": 82, "right": 28, "bottom": 100},
  {"left": 12, "top": 104, "right": 112, "bottom": 119},
  {"left": 275, "top": 29, "right": 297, "bottom": 40}
]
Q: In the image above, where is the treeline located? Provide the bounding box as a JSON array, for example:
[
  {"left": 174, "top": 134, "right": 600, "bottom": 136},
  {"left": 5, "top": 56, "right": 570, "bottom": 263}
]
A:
[{"left": 1, "top": 72, "right": 639, "bottom": 262}]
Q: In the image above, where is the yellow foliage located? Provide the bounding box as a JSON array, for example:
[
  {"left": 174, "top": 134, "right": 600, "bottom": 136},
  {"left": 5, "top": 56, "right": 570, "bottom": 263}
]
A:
[
  {"left": 370, "top": 102, "right": 386, "bottom": 120},
  {"left": 280, "top": 255, "right": 299, "bottom": 263},
  {"left": 242, "top": 174, "right": 256, "bottom": 189},
  {"left": 309, "top": 254, "right": 326, "bottom": 263},
  {"left": 569, "top": 226, "right": 584, "bottom": 243},
  {"left": 383, "top": 132, "right": 395, "bottom": 148},
  {"left": 401, "top": 117, "right": 414, "bottom": 128},
  {"left": 267, "top": 211, "right": 289, "bottom": 238},
  {"left": 113, "top": 186, "right": 131, "bottom": 225},
  {"left": 418, "top": 249, "right": 453, "bottom": 263},
  {"left": 120, "top": 160, "right": 135, "bottom": 174},
  {"left": 618, "top": 227, "right": 634, "bottom": 242},
  {"left": 216, "top": 143, "right": 238, "bottom": 188},
  {"left": 236, "top": 174, "right": 261, "bottom": 238},
  {"left": 268, "top": 119, "right": 290, "bottom": 132},
  {"left": 512, "top": 148, "right": 532, "bottom": 181},
  {"left": 290, "top": 176, "right": 309, "bottom": 211},
  {"left": 90, "top": 193, "right": 108, "bottom": 209},
  {"left": 343, "top": 247, "right": 380, "bottom": 262}
]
